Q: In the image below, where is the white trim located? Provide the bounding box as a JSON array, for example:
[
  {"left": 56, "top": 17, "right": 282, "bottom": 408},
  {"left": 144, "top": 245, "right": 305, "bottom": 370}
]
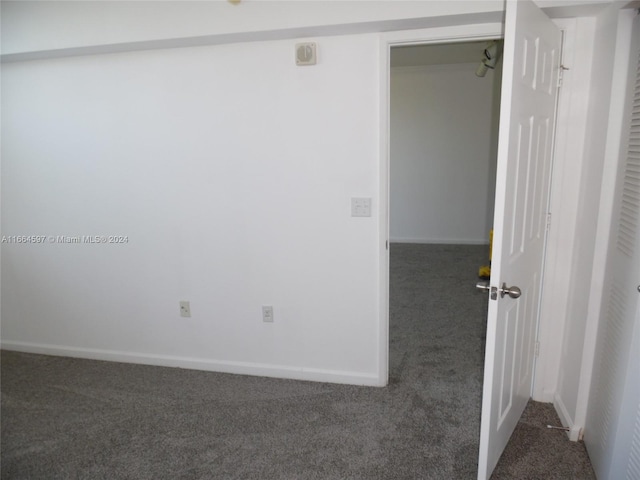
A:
[
  {"left": 378, "top": 22, "right": 504, "bottom": 387},
  {"left": 377, "top": 31, "right": 391, "bottom": 388},
  {"left": 1, "top": 341, "right": 381, "bottom": 386},
  {"left": 554, "top": 392, "right": 582, "bottom": 441},
  {"left": 390, "top": 238, "right": 490, "bottom": 245}
]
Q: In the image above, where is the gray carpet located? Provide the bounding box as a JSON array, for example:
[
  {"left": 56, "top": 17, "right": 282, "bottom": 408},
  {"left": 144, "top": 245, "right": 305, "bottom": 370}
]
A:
[
  {"left": 1, "top": 244, "right": 594, "bottom": 479},
  {"left": 492, "top": 401, "right": 596, "bottom": 479}
]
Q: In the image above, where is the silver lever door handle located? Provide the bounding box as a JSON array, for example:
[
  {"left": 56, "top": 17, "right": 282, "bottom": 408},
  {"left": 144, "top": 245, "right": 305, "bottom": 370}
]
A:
[
  {"left": 476, "top": 281, "right": 498, "bottom": 300},
  {"left": 499, "top": 283, "right": 522, "bottom": 299}
]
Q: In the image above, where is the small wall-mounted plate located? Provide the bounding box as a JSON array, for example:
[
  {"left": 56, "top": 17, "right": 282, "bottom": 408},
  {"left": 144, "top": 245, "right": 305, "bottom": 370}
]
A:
[{"left": 295, "top": 42, "right": 317, "bottom": 66}]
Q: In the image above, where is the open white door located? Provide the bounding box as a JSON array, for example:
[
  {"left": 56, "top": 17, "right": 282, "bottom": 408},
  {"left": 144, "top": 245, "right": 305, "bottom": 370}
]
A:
[{"left": 477, "top": 1, "right": 561, "bottom": 478}]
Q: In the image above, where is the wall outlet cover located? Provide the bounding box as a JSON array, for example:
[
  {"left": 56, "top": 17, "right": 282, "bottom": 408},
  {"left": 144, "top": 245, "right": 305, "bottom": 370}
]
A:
[
  {"left": 262, "top": 305, "right": 274, "bottom": 322},
  {"left": 179, "top": 301, "right": 191, "bottom": 318}
]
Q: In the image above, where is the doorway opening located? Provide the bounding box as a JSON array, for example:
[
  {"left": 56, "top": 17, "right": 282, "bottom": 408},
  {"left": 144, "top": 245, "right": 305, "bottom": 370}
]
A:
[{"left": 387, "top": 40, "right": 503, "bottom": 472}]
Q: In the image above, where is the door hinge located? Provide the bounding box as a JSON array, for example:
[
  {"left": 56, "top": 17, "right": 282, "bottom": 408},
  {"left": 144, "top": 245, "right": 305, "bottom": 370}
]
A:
[
  {"left": 546, "top": 212, "right": 552, "bottom": 232},
  {"left": 557, "top": 65, "right": 569, "bottom": 88},
  {"left": 535, "top": 341, "right": 540, "bottom": 357}
]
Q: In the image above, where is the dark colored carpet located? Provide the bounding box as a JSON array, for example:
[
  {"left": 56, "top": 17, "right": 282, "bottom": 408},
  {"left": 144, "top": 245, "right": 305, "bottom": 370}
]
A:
[
  {"left": 1, "top": 244, "right": 594, "bottom": 479},
  {"left": 492, "top": 401, "right": 596, "bottom": 479}
]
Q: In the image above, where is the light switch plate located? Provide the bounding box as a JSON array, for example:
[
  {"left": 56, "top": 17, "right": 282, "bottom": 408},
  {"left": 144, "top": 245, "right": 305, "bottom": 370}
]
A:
[{"left": 351, "top": 197, "right": 372, "bottom": 217}]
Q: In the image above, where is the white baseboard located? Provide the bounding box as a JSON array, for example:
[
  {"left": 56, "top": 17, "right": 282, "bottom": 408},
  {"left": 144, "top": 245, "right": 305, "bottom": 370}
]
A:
[
  {"left": 1, "top": 340, "right": 383, "bottom": 387},
  {"left": 554, "top": 392, "right": 582, "bottom": 441},
  {"left": 390, "top": 237, "right": 490, "bottom": 245}
]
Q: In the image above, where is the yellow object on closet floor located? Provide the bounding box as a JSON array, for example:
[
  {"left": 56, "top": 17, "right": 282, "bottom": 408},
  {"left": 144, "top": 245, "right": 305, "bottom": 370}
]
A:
[
  {"left": 478, "top": 230, "right": 493, "bottom": 278},
  {"left": 488, "top": 229, "right": 493, "bottom": 261}
]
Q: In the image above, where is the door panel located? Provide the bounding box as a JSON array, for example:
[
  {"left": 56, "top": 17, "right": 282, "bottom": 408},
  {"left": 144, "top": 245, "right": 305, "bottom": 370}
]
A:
[
  {"left": 477, "top": 1, "right": 561, "bottom": 478},
  {"left": 496, "top": 300, "right": 519, "bottom": 427}
]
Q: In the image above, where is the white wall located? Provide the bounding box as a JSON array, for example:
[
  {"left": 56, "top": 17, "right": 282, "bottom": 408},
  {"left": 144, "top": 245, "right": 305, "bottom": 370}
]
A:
[
  {"left": 533, "top": 17, "right": 595, "bottom": 405},
  {"left": 0, "top": 0, "right": 513, "bottom": 390},
  {"left": 583, "top": 8, "right": 640, "bottom": 478},
  {"left": 0, "top": 0, "right": 620, "bottom": 394},
  {"left": 0, "top": 1, "right": 507, "bottom": 57},
  {"left": 0, "top": 1, "right": 613, "bottom": 61},
  {"left": 390, "top": 62, "right": 499, "bottom": 244},
  {"left": 543, "top": 4, "right": 628, "bottom": 439},
  {"left": 1, "top": 33, "right": 383, "bottom": 385},
  {"left": 552, "top": 11, "right": 608, "bottom": 431}
]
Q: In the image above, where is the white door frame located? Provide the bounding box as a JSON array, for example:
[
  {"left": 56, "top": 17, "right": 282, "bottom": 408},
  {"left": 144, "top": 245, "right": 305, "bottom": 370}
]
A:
[{"left": 377, "top": 22, "right": 504, "bottom": 385}]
